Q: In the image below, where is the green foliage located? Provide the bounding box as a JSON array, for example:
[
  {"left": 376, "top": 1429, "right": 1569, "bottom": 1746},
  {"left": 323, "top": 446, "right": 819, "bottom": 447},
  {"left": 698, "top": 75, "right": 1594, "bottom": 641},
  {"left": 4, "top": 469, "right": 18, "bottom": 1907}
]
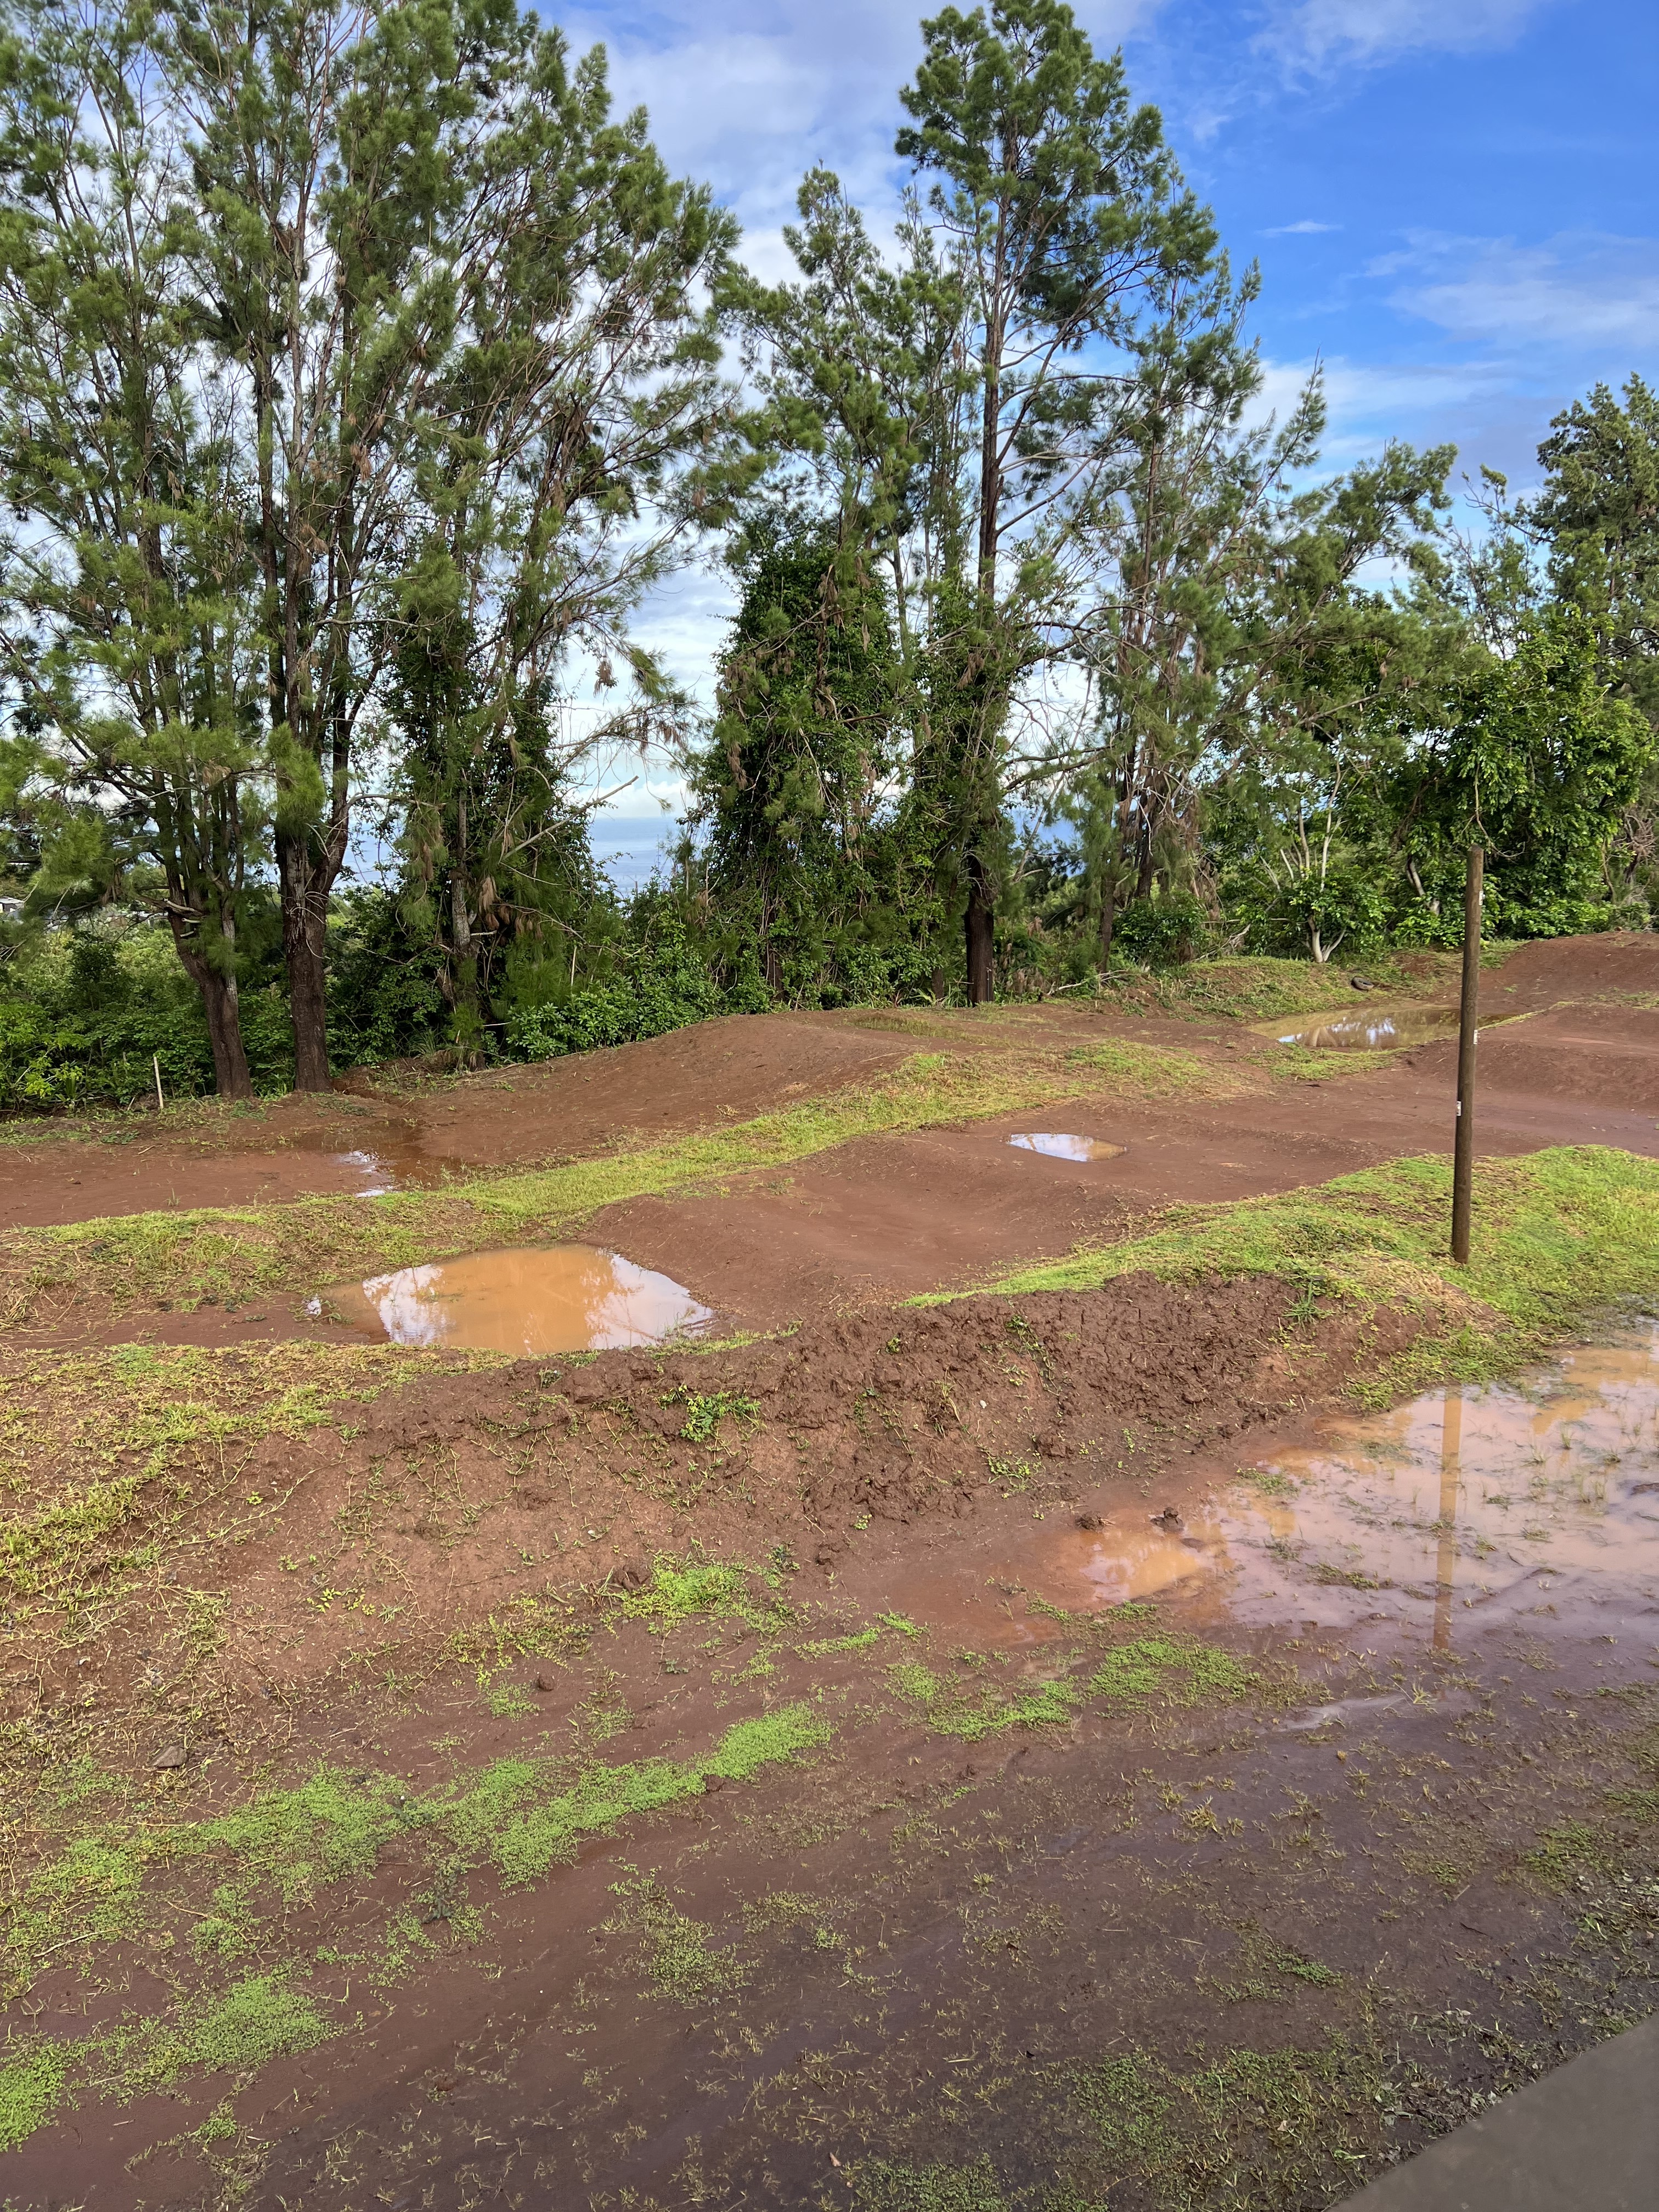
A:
[
  {"left": 691, "top": 533, "right": 943, "bottom": 1003},
  {"left": 1385, "top": 608, "right": 1655, "bottom": 939},
  {"left": 504, "top": 903, "right": 765, "bottom": 1060},
  {"left": 0, "top": 919, "right": 294, "bottom": 1107},
  {"left": 663, "top": 1389, "right": 761, "bottom": 1443}
]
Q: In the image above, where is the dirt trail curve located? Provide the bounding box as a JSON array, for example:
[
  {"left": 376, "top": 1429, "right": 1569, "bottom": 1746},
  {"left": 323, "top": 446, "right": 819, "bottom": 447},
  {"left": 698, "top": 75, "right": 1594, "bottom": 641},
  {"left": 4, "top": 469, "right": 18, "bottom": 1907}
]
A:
[{"left": 0, "top": 936, "right": 1652, "bottom": 1335}]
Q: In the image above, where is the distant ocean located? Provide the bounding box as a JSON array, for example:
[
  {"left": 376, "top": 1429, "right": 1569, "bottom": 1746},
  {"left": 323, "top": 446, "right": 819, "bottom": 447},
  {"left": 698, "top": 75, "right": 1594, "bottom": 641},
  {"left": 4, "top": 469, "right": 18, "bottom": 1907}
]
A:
[{"left": 589, "top": 813, "right": 682, "bottom": 895}]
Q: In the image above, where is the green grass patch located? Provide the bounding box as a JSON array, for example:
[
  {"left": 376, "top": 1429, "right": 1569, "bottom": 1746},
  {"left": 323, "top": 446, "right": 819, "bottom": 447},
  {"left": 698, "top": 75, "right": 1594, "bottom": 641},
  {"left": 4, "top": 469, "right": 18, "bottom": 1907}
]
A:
[
  {"left": 607, "top": 1877, "right": 748, "bottom": 2004},
  {"left": 889, "top": 1636, "right": 1257, "bottom": 1741},
  {"left": 1062, "top": 1037, "right": 1243, "bottom": 1097},
  {"left": 614, "top": 1555, "right": 793, "bottom": 1635},
  {"left": 0, "top": 2035, "right": 72, "bottom": 2152},
  {"left": 0, "top": 1702, "right": 833, "bottom": 2147},
  {"left": 662, "top": 1387, "right": 761, "bottom": 1442},
  {"left": 1096, "top": 948, "right": 1480, "bottom": 1024},
  {"left": 4, "top": 1708, "right": 831, "bottom": 2008},
  {"left": 969, "top": 1147, "right": 1659, "bottom": 1394}
]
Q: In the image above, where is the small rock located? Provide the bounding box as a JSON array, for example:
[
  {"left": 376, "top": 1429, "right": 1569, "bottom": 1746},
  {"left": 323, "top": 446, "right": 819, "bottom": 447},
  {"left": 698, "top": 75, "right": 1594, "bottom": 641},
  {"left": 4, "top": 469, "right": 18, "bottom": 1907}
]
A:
[
  {"left": 1152, "top": 1506, "right": 1183, "bottom": 1532},
  {"left": 534, "top": 1674, "right": 556, "bottom": 1694},
  {"left": 1350, "top": 975, "right": 1379, "bottom": 991},
  {"left": 1075, "top": 1514, "right": 1103, "bottom": 1532},
  {"left": 151, "top": 1743, "right": 187, "bottom": 1771},
  {"left": 702, "top": 1773, "right": 728, "bottom": 1795}
]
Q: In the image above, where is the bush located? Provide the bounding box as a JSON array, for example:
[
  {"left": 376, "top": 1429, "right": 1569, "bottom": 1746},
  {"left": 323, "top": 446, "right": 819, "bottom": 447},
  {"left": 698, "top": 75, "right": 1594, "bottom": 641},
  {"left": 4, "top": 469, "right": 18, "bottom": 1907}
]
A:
[
  {"left": 503, "top": 915, "right": 763, "bottom": 1059},
  {"left": 1111, "top": 892, "right": 1211, "bottom": 968},
  {"left": 0, "top": 917, "right": 294, "bottom": 1110}
]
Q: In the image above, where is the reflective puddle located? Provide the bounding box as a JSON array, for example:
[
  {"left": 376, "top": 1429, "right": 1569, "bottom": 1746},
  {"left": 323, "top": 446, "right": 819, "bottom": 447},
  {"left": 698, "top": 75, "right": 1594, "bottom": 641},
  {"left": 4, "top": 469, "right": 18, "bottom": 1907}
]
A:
[
  {"left": 1257, "top": 1003, "right": 1460, "bottom": 1051},
  {"left": 287, "top": 1128, "right": 458, "bottom": 1195},
  {"left": 329, "top": 1148, "right": 434, "bottom": 1197},
  {"left": 1041, "top": 1322, "right": 1659, "bottom": 1648},
  {"left": 337, "top": 1245, "right": 714, "bottom": 1356},
  {"left": 1008, "top": 1133, "right": 1128, "bottom": 1162}
]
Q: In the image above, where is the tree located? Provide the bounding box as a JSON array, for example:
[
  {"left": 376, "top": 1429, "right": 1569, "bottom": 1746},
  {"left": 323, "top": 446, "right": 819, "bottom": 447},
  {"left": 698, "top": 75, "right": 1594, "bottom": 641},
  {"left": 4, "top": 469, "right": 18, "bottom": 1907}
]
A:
[
  {"left": 1384, "top": 607, "right": 1654, "bottom": 936},
  {"left": 694, "top": 531, "right": 911, "bottom": 995},
  {"left": 167, "top": 0, "right": 554, "bottom": 1086},
  {"left": 895, "top": 0, "right": 1217, "bottom": 996},
  {"left": 1058, "top": 239, "right": 1459, "bottom": 966},
  {"left": 1527, "top": 376, "right": 1659, "bottom": 913},
  {"left": 0, "top": 0, "right": 265, "bottom": 1094},
  {"left": 385, "top": 25, "right": 749, "bottom": 1043}
]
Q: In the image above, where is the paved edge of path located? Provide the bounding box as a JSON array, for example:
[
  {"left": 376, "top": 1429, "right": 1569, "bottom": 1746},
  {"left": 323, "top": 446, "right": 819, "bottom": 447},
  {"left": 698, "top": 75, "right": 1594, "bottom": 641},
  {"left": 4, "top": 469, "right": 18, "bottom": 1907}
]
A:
[{"left": 1335, "top": 2011, "right": 1659, "bottom": 2212}]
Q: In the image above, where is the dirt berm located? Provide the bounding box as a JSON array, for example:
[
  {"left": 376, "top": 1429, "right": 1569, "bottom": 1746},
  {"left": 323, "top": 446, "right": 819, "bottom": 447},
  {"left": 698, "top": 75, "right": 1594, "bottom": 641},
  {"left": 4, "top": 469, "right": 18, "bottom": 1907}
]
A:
[{"left": 221, "top": 1271, "right": 1429, "bottom": 1660}]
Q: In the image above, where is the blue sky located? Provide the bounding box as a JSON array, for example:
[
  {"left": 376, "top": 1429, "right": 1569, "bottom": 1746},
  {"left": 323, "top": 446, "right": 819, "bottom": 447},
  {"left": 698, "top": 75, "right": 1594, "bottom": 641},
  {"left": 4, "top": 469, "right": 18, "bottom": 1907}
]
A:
[{"left": 557, "top": 0, "right": 1657, "bottom": 862}]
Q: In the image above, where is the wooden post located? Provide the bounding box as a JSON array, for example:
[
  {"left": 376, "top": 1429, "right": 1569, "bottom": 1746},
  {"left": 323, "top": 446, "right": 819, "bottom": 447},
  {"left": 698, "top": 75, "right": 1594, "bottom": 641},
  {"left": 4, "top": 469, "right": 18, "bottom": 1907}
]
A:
[
  {"left": 153, "top": 1053, "right": 165, "bottom": 1115},
  {"left": 1451, "top": 846, "right": 1483, "bottom": 1266}
]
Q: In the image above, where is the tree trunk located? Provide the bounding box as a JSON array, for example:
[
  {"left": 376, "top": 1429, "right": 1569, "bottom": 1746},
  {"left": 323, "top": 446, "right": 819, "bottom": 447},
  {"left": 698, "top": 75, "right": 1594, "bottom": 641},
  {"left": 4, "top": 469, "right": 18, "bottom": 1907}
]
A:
[
  {"left": 1099, "top": 778, "right": 1121, "bottom": 963},
  {"left": 964, "top": 852, "right": 994, "bottom": 1006},
  {"left": 168, "top": 919, "right": 254, "bottom": 1101},
  {"left": 200, "top": 966, "right": 255, "bottom": 1099},
  {"left": 277, "top": 827, "right": 334, "bottom": 1091}
]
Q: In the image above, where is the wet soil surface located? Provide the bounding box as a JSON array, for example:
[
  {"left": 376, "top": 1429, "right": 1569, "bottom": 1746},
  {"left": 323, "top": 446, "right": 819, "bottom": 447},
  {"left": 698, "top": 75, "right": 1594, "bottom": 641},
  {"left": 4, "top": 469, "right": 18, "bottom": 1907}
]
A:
[
  {"left": 2, "top": 933, "right": 1653, "bottom": 1257},
  {"left": 0, "top": 1015, "right": 919, "bottom": 1231},
  {"left": 4, "top": 933, "right": 1658, "bottom": 2210},
  {"left": 9, "top": 1317, "right": 1657, "bottom": 2210}
]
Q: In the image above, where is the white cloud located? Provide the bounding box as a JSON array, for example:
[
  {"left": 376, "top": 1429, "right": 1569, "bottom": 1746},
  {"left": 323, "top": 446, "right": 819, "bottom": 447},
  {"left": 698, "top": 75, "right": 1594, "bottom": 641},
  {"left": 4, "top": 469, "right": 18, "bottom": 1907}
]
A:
[
  {"left": 1257, "top": 0, "right": 1554, "bottom": 73},
  {"left": 561, "top": 1, "right": 1165, "bottom": 242},
  {"left": 1380, "top": 229, "right": 1659, "bottom": 354},
  {"left": 1265, "top": 219, "right": 1341, "bottom": 235},
  {"left": 1249, "top": 353, "right": 1514, "bottom": 463}
]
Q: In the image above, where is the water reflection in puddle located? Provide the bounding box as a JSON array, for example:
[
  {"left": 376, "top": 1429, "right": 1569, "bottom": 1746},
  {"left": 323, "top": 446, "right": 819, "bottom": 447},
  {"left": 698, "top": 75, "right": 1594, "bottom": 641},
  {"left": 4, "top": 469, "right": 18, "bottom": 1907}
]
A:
[
  {"left": 290, "top": 1128, "right": 457, "bottom": 1195},
  {"left": 331, "top": 1148, "right": 413, "bottom": 1196},
  {"left": 1008, "top": 1133, "right": 1128, "bottom": 1162},
  {"left": 1045, "top": 1323, "right": 1659, "bottom": 1646},
  {"left": 338, "top": 1245, "right": 714, "bottom": 1356},
  {"left": 1257, "top": 1004, "right": 1460, "bottom": 1051}
]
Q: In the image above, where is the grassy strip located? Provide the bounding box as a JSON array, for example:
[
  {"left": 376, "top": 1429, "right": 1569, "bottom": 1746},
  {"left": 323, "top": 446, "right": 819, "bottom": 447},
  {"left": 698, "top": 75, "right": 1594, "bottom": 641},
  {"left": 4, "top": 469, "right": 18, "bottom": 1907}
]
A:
[
  {"left": 0, "top": 1703, "right": 830, "bottom": 2148},
  {"left": 970, "top": 1145, "right": 1659, "bottom": 1393},
  {"left": 888, "top": 1635, "right": 1259, "bottom": 1742},
  {"left": 0, "top": 1339, "right": 460, "bottom": 1634},
  {"left": 0, "top": 1043, "right": 1251, "bottom": 1319},
  {"left": 1096, "top": 947, "right": 1488, "bottom": 1024}
]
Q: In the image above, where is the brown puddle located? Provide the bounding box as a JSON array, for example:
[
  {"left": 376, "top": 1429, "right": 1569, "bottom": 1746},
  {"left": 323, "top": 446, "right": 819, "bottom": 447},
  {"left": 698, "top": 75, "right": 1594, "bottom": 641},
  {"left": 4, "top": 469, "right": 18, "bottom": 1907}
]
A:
[
  {"left": 1036, "top": 1322, "right": 1659, "bottom": 1647},
  {"left": 1257, "top": 1002, "right": 1460, "bottom": 1050},
  {"left": 1008, "top": 1133, "right": 1129, "bottom": 1161},
  {"left": 336, "top": 1244, "right": 714, "bottom": 1356},
  {"left": 281, "top": 1127, "right": 459, "bottom": 1194},
  {"left": 328, "top": 1146, "right": 441, "bottom": 1195}
]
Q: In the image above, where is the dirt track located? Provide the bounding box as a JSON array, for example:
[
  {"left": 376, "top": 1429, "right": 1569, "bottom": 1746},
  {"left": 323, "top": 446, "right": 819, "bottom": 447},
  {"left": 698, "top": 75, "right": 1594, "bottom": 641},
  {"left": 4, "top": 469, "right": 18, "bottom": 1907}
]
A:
[
  {"left": 3, "top": 934, "right": 1658, "bottom": 2211},
  {"left": 1, "top": 933, "right": 1654, "bottom": 1340}
]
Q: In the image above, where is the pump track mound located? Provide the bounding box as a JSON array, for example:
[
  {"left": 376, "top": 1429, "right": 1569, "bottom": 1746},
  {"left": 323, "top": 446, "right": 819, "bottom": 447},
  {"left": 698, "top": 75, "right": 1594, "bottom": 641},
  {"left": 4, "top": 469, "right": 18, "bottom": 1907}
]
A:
[{"left": 1, "top": 931, "right": 1657, "bottom": 2212}]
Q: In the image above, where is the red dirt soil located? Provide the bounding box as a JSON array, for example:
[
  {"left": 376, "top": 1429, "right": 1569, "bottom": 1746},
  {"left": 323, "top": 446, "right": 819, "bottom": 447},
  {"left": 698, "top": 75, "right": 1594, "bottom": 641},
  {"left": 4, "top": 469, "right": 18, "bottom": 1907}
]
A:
[{"left": 0, "top": 932, "right": 1654, "bottom": 1349}]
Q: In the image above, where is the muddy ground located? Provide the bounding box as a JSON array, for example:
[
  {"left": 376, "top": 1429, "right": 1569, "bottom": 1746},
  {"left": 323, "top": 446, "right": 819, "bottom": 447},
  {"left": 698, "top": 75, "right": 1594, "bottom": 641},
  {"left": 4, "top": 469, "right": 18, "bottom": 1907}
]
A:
[{"left": 1, "top": 934, "right": 1657, "bottom": 2210}]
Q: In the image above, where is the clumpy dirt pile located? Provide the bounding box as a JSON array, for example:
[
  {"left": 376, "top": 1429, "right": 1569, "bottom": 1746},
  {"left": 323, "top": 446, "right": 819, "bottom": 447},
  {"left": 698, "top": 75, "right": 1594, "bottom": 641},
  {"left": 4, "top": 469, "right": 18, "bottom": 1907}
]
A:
[{"left": 173, "top": 1272, "right": 1435, "bottom": 1709}]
